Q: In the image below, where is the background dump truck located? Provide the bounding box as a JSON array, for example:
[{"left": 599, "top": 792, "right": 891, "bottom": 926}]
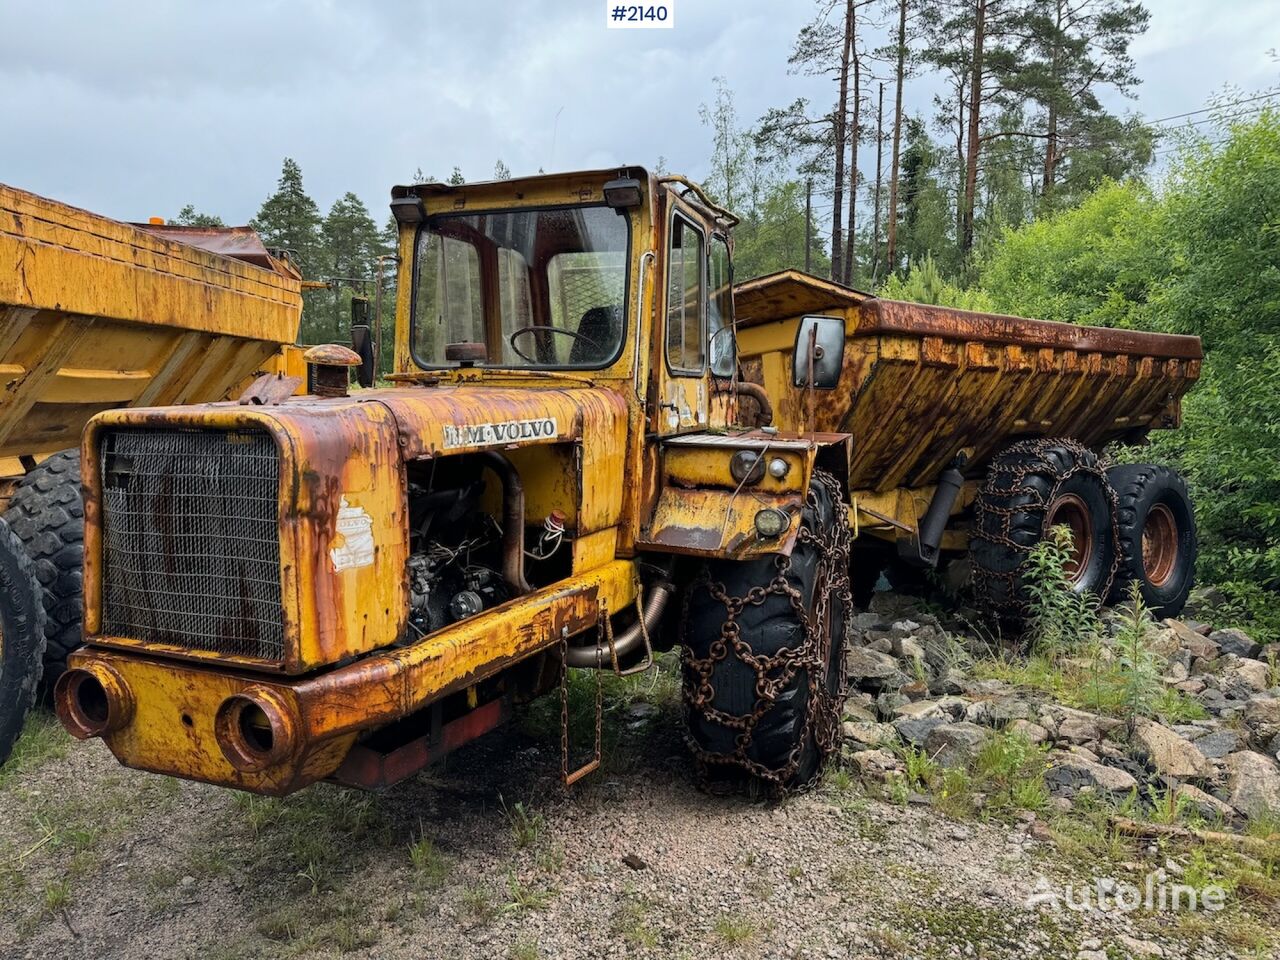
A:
[
  {"left": 0, "top": 183, "right": 303, "bottom": 765},
  {"left": 51, "top": 168, "right": 1201, "bottom": 796}
]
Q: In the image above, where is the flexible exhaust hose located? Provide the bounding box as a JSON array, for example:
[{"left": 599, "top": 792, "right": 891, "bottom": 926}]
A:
[
  {"left": 564, "top": 578, "right": 675, "bottom": 668},
  {"left": 478, "top": 450, "right": 532, "bottom": 594}
]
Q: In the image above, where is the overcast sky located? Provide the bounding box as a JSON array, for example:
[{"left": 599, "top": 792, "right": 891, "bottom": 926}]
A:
[{"left": 1, "top": 0, "right": 1275, "bottom": 226}]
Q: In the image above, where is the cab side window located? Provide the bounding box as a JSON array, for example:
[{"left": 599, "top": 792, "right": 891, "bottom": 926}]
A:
[
  {"left": 708, "top": 235, "right": 734, "bottom": 377},
  {"left": 666, "top": 215, "right": 705, "bottom": 373}
]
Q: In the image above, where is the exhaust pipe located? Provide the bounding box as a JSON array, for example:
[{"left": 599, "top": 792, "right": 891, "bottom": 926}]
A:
[
  {"left": 55, "top": 663, "right": 134, "bottom": 740},
  {"left": 214, "top": 686, "right": 302, "bottom": 773},
  {"left": 479, "top": 451, "right": 532, "bottom": 595},
  {"left": 565, "top": 577, "right": 675, "bottom": 668}
]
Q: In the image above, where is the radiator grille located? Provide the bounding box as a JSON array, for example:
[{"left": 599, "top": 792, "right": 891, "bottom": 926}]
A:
[{"left": 99, "top": 428, "right": 285, "bottom": 662}]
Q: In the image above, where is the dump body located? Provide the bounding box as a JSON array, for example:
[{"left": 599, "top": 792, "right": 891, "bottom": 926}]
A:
[
  {"left": 0, "top": 184, "right": 303, "bottom": 473},
  {"left": 733, "top": 270, "right": 1202, "bottom": 496}
]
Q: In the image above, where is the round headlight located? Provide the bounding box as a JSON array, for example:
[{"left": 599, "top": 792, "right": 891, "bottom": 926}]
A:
[
  {"left": 767, "top": 457, "right": 789, "bottom": 479},
  {"left": 754, "top": 508, "right": 790, "bottom": 539},
  {"left": 730, "top": 449, "right": 765, "bottom": 485}
]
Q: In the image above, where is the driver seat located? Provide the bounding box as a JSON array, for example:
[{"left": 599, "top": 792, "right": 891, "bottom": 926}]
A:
[{"left": 570, "top": 305, "right": 622, "bottom": 364}]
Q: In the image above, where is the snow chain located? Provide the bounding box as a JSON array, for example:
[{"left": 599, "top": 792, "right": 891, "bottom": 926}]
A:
[
  {"left": 680, "top": 469, "right": 853, "bottom": 795},
  {"left": 970, "top": 437, "right": 1120, "bottom": 617}
]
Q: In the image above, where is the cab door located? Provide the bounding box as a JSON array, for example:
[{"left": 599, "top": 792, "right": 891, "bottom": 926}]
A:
[{"left": 653, "top": 203, "right": 708, "bottom": 435}]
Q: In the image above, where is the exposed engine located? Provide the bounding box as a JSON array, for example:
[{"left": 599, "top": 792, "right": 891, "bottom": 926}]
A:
[{"left": 405, "top": 471, "right": 511, "bottom": 635}]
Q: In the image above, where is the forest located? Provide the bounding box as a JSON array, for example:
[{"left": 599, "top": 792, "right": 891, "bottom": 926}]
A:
[{"left": 173, "top": 0, "right": 1280, "bottom": 642}]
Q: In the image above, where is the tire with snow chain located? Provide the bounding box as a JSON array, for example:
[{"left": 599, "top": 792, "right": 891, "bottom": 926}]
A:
[
  {"left": 970, "top": 439, "right": 1117, "bottom": 630},
  {"left": 0, "top": 516, "right": 47, "bottom": 766},
  {"left": 3, "top": 450, "right": 84, "bottom": 685},
  {"left": 1106, "top": 464, "right": 1197, "bottom": 618},
  {"left": 681, "top": 473, "right": 850, "bottom": 791}
]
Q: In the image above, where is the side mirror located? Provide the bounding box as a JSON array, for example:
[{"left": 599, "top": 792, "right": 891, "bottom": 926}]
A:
[
  {"left": 350, "top": 296, "right": 376, "bottom": 388},
  {"left": 792, "top": 315, "right": 845, "bottom": 390}
]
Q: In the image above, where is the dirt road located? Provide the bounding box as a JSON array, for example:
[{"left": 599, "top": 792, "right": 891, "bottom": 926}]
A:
[{"left": 0, "top": 660, "right": 1267, "bottom": 960}]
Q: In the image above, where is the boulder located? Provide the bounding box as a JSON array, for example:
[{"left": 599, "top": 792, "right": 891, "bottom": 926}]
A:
[
  {"left": 1045, "top": 706, "right": 1120, "bottom": 745},
  {"left": 900, "top": 680, "right": 930, "bottom": 700},
  {"left": 893, "top": 714, "right": 949, "bottom": 748},
  {"left": 1209, "top": 628, "right": 1262, "bottom": 660},
  {"left": 892, "top": 636, "right": 925, "bottom": 662},
  {"left": 1174, "top": 784, "right": 1237, "bottom": 822},
  {"left": 964, "top": 696, "right": 1032, "bottom": 727},
  {"left": 846, "top": 647, "right": 900, "bottom": 681},
  {"left": 1130, "top": 719, "right": 1212, "bottom": 779},
  {"left": 842, "top": 721, "right": 897, "bottom": 750},
  {"left": 929, "top": 667, "right": 968, "bottom": 696},
  {"left": 1009, "top": 719, "right": 1050, "bottom": 745},
  {"left": 850, "top": 748, "right": 903, "bottom": 781},
  {"left": 1219, "top": 655, "right": 1270, "bottom": 698},
  {"left": 1193, "top": 729, "right": 1241, "bottom": 760},
  {"left": 1242, "top": 697, "right": 1280, "bottom": 747},
  {"left": 924, "top": 722, "right": 990, "bottom": 769},
  {"left": 842, "top": 699, "right": 878, "bottom": 723},
  {"left": 1162, "top": 619, "right": 1220, "bottom": 660},
  {"left": 1044, "top": 752, "right": 1138, "bottom": 796},
  {"left": 1222, "top": 751, "right": 1280, "bottom": 819}
]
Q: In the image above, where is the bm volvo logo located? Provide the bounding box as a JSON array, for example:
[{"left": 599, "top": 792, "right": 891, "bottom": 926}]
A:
[{"left": 442, "top": 417, "right": 558, "bottom": 449}]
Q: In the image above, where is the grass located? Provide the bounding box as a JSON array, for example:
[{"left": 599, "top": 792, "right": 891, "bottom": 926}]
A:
[
  {"left": 500, "top": 796, "right": 544, "bottom": 849},
  {"left": 610, "top": 892, "right": 660, "bottom": 948},
  {"left": 0, "top": 712, "right": 70, "bottom": 789},
  {"left": 407, "top": 830, "right": 451, "bottom": 888},
  {"left": 509, "top": 940, "right": 540, "bottom": 960},
  {"left": 504, "top": 870, "right": 553, "bottom": 912},
  {"left": 712, "top": 913, "right": 757, "bottom": 946}
]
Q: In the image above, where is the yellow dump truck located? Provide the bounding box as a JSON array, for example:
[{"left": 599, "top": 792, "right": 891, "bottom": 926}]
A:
[
  {"left": 0, "top": 184, "right": 303, "bottom": 765},
  {"left": 52, "top": 168, "right": 1201, "bottom": 795}
]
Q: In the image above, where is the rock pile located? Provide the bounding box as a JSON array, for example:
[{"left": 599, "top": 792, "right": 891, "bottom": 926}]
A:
[{"left": 840, "top": 592, "right": 1280, "bottom": 826}]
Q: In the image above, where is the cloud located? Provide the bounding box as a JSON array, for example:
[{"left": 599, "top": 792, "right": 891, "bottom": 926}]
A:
[{"left": 0, "top": 0, "right": 1274, "bottom": 228}]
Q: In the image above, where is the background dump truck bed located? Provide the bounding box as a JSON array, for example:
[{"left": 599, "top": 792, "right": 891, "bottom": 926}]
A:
[
  {"left": 733, "top": 270, "right": 1202, "bottom": 494},
  {"left": 0, "top": 184, "right": 302, "bottom": 472}
]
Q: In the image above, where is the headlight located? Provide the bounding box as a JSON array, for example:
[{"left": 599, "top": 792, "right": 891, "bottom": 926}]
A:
[
  {"left": 730, "top": 449, "right": 765, "bottom": 485},
  {"left": 767, "top": 457, "right": 789, "bottom": 479},
  {"left": 754, "top": 508, "right": 790, "bottom": 539}
]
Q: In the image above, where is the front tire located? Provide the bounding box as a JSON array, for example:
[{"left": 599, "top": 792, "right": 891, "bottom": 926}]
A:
[
  {"left": 3, "top": 450, "right": 85, "bottom": 685},
  {"left": 0, "top": 516, "right": 48, "bottom": 766},
  {"left": 681, "top": 472, "right": 851, "bottom": 791},
  {"left": 1107, "top": 464, "right": 1197, "bottom": 617}
]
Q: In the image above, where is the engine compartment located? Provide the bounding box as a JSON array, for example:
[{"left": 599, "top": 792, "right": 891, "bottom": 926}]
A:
[{"left": 404, "top": 453, "right": 572, "bottom": 637}]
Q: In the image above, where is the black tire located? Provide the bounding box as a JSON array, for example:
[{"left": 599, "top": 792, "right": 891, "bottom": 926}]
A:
[
  {"left": 1107, "top": 464, "right": 1197, "bottom": 617},
  {"left": 0, "top": 516, "right": 48, "bottom": 766},
  {"left": 970, "top": 439, "right": 1117, "bottom": 628},
  {"left": 681, "top": 473, "right": 850, "bottom": 790},
  {"left": 3, "top": 450, "right": 84, "bottom": 684}
]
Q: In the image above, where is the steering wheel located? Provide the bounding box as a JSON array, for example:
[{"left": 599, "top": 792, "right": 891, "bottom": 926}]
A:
[{"left": 508, "top": 325, "right": 602, "bottom": 364}]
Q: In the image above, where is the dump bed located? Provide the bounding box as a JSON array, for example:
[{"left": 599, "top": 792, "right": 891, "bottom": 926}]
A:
[
  {"left": 733, "top": 270, "right": 1202, "bottom": 494},
  {"left": 0, "top": 184, "right": 302, "bottom": 466}
]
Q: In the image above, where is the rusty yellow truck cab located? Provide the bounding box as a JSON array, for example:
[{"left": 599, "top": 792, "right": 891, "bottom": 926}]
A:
[{"left": 55, "top": 168, "right": 1203, "bottom": 796}]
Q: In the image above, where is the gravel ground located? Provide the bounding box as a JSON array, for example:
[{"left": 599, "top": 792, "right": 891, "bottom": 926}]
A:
[{"left": 0, "top": 677, "right": 1270, "bottom": 960}]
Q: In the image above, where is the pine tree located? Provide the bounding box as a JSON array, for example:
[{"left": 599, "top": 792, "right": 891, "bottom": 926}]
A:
[
  {"left": 494, "top": 159, "right": 512, "bottom": 180},
  {"left": 251, "top": 158, "right": 323, "bottom": 275},
  {"left": 448, "top": 167, "right": 465, "bottom": 185},
  {"left": 173, "top": 204, "right": 225, "bottom": 227},
  {"left": 1017, "top": 0, "right": 1150, "bottom": 203}
]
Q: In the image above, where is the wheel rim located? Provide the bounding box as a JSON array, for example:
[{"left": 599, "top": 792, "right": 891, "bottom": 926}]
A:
[
  {"left": 1142, "top": 502, "right": 1180, "bottom": 587},
  {"left": 1047, "top": 493, "right": 1094, "bottom": 584}
]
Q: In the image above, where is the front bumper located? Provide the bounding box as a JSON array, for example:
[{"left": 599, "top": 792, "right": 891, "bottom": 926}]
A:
[{"left": 57, "top": 560, "right": 637, "bottom": 795}]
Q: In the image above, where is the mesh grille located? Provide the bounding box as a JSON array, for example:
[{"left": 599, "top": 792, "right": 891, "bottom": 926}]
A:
[{"left": 99, "top": 428, "right": 285, "bottom": 662}]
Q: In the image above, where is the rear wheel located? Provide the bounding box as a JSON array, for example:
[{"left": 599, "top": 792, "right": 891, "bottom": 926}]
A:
[
  {"left": 0, "top": 516, "right": 48, "bottom": 766},
  {"left": 970, "top": 439, "right": 1117, "bottom": 629},
  {"left": 3, "top": 450, "right": 84, "bottom": 685},
  {"left": 680, "top": 472, "right": 851, "bottom": 791},
  {"left": 1107, "top": 464, "right": 1197, "bottom": 617}
]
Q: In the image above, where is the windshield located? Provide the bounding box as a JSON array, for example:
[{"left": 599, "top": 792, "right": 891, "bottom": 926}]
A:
[{"left": 412, "top": 205, "right": 631, "bottom": 369}]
